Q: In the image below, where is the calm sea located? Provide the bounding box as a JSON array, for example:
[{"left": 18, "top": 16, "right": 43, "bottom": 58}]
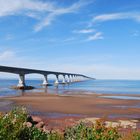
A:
[{"left": 0, "top": 79, "right": 140, "bottom": 97}]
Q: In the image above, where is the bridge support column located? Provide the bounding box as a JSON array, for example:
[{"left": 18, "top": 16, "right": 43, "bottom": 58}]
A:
[
  {"left": 55, "top": 75, "right": 59, "bottom": 85},
  {"left": 17, "top": 74, "right": 26, "bottom": 88},
  {"left": 72, "top": 75, "right": 74, "bottom": 82},
  {"left": 62, "top": 75, "right": 66, "bottom": 84},
  {"left": 67, "top": 75, "right": 70, "bottom": 83},
  {"left": 69, "top": 75, "right": 71, "bottom": 83},
  {"left": 73, "top": 75, "right": 76, "bottom": 82},
  {"left": 43, "top": 75, "right": 48, "bottom": 86},
  {"left": 71, "top": 75, "right": 74, "bottom": 82}
]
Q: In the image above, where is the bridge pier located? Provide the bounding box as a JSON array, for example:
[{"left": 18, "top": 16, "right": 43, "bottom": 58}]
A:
[
  {"left": 43, "top": 75, "right": 48, "bottom": 86},
  {"left": 62, "top": 75, "right": 66, "bottom": 84},
  {"left": 0, "top": 66, "right": 93, "bottom": 90},
  {"left": 68, "top": 76, "right": 71, "bottom": 83},
  {"left": 72, "top": 75, "right": 74, "bottom": 82},
  {"left": 66, "top": 75, "right": 70, "bottom": 83},
  {"left": 17, "top": 74, "right": 26, "bottom": 88},
  {"left": 73, "top": 75, "right": 76, "bottom": 82},
  {"left": 55, "top": 75, "right": 59, "bottom": 85},
  {"left": 74, "top": 75, "right": 77, "bottom": 82},
  {"left": 71, "top": 75, "right": 74, "bottom": 82}
]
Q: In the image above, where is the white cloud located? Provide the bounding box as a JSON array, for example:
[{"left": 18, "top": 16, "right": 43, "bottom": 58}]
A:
[
  {"left": 0, "top": 50, "right": 15, "bottom": 61},
  {"left": 87, "top": 32, "right": 104, "bottom": 41},
  {"left": 0, "top": 50, "right": 25, "bottom": 67},
  {"left": 93, "top": 12, "right": 140, "bottom": 23},
  {"left": 34, "top": 13, "right": 55, "bottom": 31},
  {"left": 0, "top": 0, "right": 55, "bottom": 17},
  {"left": 0, "top": 0, "right": 92, "bottom": 31},
  {"left": 73, "top": 29, "right": 95, "bottom": 34},
  {"left": 34, "top": 0, "right": 92, "bottom": 31}
]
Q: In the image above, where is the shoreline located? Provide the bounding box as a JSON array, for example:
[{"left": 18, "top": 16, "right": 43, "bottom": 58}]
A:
[
  {"left": 0, "top": 90, "right": 140, "bottom": 130},
  {"left": 3, "top": 90, "right": 140, "bottom": 118}
]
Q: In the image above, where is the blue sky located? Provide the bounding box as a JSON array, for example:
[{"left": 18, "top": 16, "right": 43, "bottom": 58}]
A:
[{"left": 0, "top": 0, "right": 140, "bottom": 79}]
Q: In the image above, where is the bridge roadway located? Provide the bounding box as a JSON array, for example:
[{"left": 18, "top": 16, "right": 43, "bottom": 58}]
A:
[{"left": 0, "top": 65, "right": 93, "bottom": 89}]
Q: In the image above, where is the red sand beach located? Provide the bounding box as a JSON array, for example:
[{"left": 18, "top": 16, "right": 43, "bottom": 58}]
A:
[
  {"left": 4, "top": 90, "right": 140, "bottom": 130},
  {"left": 7, "top": 92, "right": 140, "bottom": 116}
]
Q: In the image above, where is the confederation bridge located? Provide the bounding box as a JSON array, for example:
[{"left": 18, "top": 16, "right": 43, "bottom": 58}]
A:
[{"left": 0, "top": 65, "right": 93, "bottom": 89}]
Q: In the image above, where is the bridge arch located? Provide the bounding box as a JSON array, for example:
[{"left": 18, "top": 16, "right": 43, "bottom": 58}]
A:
[
  {"left": 25, "top": 73, "right": 44, "bottom": 86},
  {"left": 0, "top": 65, "right": 92, "bottom": 89}
]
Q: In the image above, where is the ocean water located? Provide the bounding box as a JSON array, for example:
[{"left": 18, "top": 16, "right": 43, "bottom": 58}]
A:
[{"left": 0, "top": 79, "right": 140, "bottom": 97}]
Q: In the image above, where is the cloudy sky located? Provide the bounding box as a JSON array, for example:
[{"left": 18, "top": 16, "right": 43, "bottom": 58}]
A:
[{"left": 0, "top": 0, "right": 140, "bottom": 79}]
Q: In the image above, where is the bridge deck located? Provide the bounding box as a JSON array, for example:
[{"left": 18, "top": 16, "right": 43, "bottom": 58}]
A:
[{"left": 0, "top": 65, "right": 88, "bottom": 77}]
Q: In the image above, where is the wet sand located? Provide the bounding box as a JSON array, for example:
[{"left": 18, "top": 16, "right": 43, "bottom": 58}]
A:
[
  {"left": 0, "top": 90, "right": 139, "bottom": 130},
  {"left": 5, "top": 91, "right": 140, "bottom": 119}
]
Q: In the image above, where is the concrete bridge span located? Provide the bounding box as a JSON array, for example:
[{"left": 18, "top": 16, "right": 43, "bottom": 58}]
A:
[{"left": 0, "top": 65, "right": 93, "bottom": 89}]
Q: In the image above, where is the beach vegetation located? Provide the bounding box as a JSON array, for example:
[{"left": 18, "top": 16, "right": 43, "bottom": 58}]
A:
[
  {"left": 64, "top": 120, "right": 120, "bottom": 140},
  {"left": 133, "top": 132, "right": 140, "bottom": 140},
  {"left": 0, "top": 107, "right": 61, "bottom": 140},
  {"left": 0, "top": 107, "right": 139, "bottom": 140}
]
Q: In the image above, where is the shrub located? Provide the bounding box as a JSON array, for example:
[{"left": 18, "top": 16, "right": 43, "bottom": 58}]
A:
[
  {"left": 132, "top": 131, "right": 140, "bottom": 140},
  {"left": 64, "top": 120, "right": 120, "bottom": 140},
  {"left": 0, "top": 107, "right": 62, "bottom": 140},
  {"left": 0, "top": 107, "right": 27, "bottom": 140},
  {"left": 0, "top": 107, "right": 140, "bottom": 140}
]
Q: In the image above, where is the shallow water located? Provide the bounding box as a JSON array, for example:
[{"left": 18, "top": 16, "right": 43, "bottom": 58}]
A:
[
  {"left": 101, "top": 96, "right": 140, "bottom": 100},
  {"left": 0, "top": 79, "right": 140, "bottom": 120},
  {"left": 0, "top": 79, "right": 140, "bottom": 97}
]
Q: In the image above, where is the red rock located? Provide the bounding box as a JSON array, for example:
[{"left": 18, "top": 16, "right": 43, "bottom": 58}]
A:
[
  {"left": 35, "top": 121, "right": 45, "bottom": 129},
  {"left": 32, "top": 116, "right": 42, "bottom": 123},
  {"left": 43, "top": 125, "right": 49, "bottom": 133}
]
